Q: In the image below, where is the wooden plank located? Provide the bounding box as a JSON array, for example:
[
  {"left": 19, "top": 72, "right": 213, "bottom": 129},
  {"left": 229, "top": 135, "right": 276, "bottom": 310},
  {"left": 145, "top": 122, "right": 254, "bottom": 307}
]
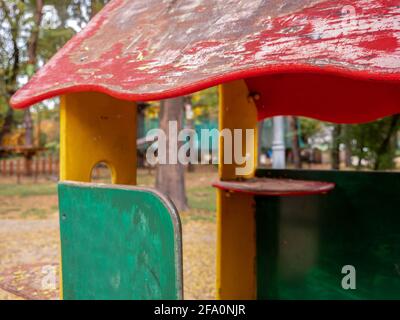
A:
[
  {"left": 58, "top": 181, "right": 183, "bottom": 300},
  {"left": 213, "top": 178, "right": 335, "bottom": 196}
]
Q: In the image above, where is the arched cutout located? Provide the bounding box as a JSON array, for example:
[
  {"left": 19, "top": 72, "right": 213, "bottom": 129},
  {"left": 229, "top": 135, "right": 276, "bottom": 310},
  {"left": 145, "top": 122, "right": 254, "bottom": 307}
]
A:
[{"left": 91, "top": 162, "right": 113, "bottom": 184}]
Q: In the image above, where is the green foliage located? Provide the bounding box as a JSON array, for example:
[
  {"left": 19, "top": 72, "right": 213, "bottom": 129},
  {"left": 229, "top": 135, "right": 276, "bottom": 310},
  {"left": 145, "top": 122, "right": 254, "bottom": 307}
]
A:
[
  {"left": 39, "top": 131, "right": 47, "bottom": 146},
  {"left": 191, "top": 87, "right": 219, "bottom": 120},
  {"left": 45, "top": 140, "right": 59, "bottom": 153},
  {"left": 38, "top": 27, "right": 76, "bottom": 61},
  {"left": 0, "top": 0, "right": 109, "bottom": 143},
  {"left": 299, "top": 117, "right": 323, "bottom": 146},
  {"left": 343, "top": 116, "right": 400, "bottom": 170}
]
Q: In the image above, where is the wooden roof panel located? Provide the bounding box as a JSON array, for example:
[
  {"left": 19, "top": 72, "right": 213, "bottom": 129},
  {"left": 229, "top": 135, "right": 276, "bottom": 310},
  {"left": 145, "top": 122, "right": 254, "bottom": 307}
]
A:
[{"left": 10, "top": 0, "right": 400, "bottom": 114}]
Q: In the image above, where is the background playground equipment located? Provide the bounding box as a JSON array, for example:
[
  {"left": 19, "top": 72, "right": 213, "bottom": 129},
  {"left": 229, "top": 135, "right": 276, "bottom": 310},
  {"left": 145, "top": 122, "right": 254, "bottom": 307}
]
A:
[{"left": 10, "top": 0, "right": 400, "bottom": 299}]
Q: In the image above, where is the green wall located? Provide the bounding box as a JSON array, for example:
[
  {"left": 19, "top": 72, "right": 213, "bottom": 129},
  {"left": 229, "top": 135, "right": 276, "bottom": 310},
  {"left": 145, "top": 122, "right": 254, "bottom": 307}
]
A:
[{"left": 256, "top": 169, "right": 400, "bottom": 300}]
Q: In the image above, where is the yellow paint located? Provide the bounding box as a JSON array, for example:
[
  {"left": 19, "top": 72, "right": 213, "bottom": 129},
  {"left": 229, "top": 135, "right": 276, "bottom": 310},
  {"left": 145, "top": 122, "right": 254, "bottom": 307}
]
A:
[
  {"left": 217, "top": 80, "right": 258, "bottom": 299},
  {"left": 219, "top": 81, "right": 258, "bottom": 180},
  {"left": 59, "top": 92, "right": 137, "bottom": 299},
  {"left": 60, "top": 92, "right": 137, "bottom": 184}
]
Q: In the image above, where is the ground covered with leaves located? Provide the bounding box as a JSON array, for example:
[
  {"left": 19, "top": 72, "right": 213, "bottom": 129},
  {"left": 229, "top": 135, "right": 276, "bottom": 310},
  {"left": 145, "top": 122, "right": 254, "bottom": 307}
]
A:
[{"left": 0, "top": 168, "right": 217, "bottom": 300}]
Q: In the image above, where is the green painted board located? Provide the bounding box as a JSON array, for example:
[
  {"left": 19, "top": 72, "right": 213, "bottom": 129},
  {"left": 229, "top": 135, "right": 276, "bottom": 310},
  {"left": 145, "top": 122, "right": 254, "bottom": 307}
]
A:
[
  {"left": 256, "top": 169, "right": 400, "bottom": 300},
  {"left": 58, "top": 182, "right": 183, "bottom": 300}
]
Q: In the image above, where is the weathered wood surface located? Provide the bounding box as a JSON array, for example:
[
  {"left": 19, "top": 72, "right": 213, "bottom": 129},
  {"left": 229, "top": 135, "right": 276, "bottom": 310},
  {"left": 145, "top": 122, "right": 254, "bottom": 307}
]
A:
[
  {"left": 58, "top": 181, "right": 183, "bottom": 300},
  {"left": 11, "top": 0, "right": 400, "bottom": 121},
  {"left": 213, "top": 178, "right": 335, "bottom": 196}
]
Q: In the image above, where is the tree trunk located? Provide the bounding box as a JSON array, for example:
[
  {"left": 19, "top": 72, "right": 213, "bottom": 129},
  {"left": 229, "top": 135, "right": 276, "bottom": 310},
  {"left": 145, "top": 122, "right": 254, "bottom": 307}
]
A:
[
  {"left": 357, "top": 151, "right": 363, "bottom": 169},
  {"left": 27, "top": 0, "right": 44, "bottom": 65},
  {"left": 331, "top": 124, "right": 342, "bottom": 170},
  {"left": 0, "top": 1, "right": 21, "bottom": 144},
  {"left": 24, "top": 110, "right": 34, "bottom": 146},
  {"left": 374, "top": 114, "right": 400, "bottom": 170},
  {"left": 289, "top": 116, "right": 302, "bottom": 169},
  {"left": 344, "top": 144, "right": 352, "bottom": 167},
  {"left": 36, "top": 107, "right": 42, "bottom": 147},
  {"left": 344, "top": 141, "right": 352, "bottom": 168},
  {"left": 184, "top": 96, "right": 195, "bottom": 173},
  {"left": 0, "top": 108, "right": 14, "bottom": 145},
  {"left": 25, "top": 0, "right": 44, "bottom": 148},
  {"left": 156, "top": 98, "right": 188, "bottom": 212},
  {"left": 342, "top": 126, "right": 352, "bottom": 168}
]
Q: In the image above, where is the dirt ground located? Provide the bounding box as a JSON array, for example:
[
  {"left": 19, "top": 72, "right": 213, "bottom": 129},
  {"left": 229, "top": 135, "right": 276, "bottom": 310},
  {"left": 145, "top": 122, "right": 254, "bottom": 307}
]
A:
[{"left": 0, "top": 167, "right": 218, "bottom": 300}]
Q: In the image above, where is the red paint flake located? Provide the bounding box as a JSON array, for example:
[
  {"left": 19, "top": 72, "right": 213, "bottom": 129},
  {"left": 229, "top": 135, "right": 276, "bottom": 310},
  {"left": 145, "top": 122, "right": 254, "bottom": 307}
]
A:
[{"left": 360, "top": 35, "right": 398, "bottom": 52}]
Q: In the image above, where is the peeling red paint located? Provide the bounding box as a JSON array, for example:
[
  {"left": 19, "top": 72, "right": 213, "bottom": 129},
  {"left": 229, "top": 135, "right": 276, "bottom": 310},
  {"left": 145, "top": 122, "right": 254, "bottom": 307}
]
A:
[
  {"left": 359, "top": 35, "right": 398, "bottom": 52},
  {"left": 10, "top": 0, "right": 400, "bottom": 123}
]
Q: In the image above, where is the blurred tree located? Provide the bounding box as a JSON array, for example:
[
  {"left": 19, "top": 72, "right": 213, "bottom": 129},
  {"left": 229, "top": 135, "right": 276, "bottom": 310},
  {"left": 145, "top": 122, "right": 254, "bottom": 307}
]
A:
[
  {"left": 0, "top": 0, "right": 109, "bottom": 146},
  {"left": 299, "top": 118, "right": 323, "bottom": 145},
  {"left": 288, "top": 116, "right": 301, "bottom": 169},
  {"left": 184, "top": 95, "right": 195, "bottom": 172},
  {"left": 0, "top": 0, "right": 24, "bottom": 143},
  {"left": 343, "top": 116, "right": 400, "bottom": 170},
  {"left": 156, "top": 98, "right": 189, "bottom": 212},
  {"left": 191, "top": 87, "right": 219, "bottom": 121},
  {"left": 331, "top": 124, "right": 342, "bottom": 170},
  {"left": 24, "top": 0, "right": 44, "bottom": 147},
  {"left": 343, "top": 126, "right": 352, "bottom": 168}
]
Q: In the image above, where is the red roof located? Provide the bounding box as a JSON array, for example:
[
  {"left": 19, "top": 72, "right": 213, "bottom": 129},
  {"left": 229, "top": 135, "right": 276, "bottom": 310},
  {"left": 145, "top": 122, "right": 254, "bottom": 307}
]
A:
[{"left": 11, "top": 0, "right": 400, "bottom": 123}]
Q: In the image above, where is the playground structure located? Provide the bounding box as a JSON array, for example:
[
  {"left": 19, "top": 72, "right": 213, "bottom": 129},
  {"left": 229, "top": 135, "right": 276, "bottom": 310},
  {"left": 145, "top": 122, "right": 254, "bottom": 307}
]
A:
[
  {"left": 0, "top": 124, "right": 53, "bottom": 180},
  {"left": 10, "top": 0, "right": 400, "bottom": 299}
]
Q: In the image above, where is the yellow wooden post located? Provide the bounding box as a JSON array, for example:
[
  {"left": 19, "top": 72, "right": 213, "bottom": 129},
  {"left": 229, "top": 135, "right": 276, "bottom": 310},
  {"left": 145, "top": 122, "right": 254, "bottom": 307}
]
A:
[
  {"left": 59, "top": 92, "right": 137, "bottom": 298},
  {"left": 217, "top": 80, "right": 258, "bottom": 299},
  {"left": 60, "top": 92, "right": 137, "bottom": 184}
]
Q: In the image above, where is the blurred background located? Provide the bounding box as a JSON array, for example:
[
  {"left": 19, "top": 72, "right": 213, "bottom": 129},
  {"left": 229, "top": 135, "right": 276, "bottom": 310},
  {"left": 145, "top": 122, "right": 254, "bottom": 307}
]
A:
[{"left": 1, "top": 1, "right": 399, "bottom": 300}]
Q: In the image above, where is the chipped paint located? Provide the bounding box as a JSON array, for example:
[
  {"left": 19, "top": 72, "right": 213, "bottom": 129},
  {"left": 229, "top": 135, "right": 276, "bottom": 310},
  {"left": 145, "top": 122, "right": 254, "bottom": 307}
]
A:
[{"left": 10, "top": 0, "right": 400, "bottom": 122}]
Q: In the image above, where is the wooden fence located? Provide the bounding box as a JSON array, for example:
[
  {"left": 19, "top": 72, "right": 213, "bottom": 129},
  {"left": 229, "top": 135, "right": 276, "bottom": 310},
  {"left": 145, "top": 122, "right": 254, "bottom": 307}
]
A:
[{"left": 0, "top": 155, "right": 59, "bottom": 182}]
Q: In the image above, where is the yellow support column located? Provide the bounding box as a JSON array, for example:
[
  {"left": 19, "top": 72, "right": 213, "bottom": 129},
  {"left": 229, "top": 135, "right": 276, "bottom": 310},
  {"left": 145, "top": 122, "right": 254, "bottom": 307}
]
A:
[
  {"left": 60, "top": 92, "right": 137, "bottom": 184},
  {"left": 59, "top": 92, "right": 137, "bottom": 299},
  {"left": 217, "top": 80, "right": 258, "bottom": 299}
]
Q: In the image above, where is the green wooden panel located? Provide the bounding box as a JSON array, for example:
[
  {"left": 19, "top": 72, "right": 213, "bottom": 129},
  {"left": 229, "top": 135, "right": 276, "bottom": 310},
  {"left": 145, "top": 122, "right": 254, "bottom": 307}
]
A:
[
  {"left": 58, "top": 182, "right": 183, "bottom": 300},
  {"left": 256, "top": 169, "right": 400, "bottom": 300}
]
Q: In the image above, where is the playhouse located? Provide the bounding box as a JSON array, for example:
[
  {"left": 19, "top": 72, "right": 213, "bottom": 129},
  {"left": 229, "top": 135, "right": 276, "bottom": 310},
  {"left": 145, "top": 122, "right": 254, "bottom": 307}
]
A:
[{"left": 10, "top": 0, "right": 400, "bottom": 299}]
